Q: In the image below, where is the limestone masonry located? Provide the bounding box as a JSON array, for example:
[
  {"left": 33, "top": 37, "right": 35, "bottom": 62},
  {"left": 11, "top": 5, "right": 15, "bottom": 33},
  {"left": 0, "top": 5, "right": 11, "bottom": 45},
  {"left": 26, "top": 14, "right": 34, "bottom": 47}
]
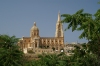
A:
[{"left": 18, "top": 12, "right": 64, "bottom": 54}]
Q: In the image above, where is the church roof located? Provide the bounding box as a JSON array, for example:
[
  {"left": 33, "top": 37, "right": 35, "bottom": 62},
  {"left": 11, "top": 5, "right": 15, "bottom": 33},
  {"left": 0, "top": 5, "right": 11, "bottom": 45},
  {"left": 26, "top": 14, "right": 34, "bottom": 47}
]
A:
[{"left": 31, "top": 22, "right": 39, "bottom": 31}]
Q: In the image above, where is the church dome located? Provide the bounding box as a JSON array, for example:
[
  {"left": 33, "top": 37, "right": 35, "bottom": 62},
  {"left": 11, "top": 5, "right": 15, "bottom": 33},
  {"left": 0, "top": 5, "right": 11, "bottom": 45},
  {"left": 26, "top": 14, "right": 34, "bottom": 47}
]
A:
[{"left": 31, "top": 22, "right": 39, "bottom": 31}]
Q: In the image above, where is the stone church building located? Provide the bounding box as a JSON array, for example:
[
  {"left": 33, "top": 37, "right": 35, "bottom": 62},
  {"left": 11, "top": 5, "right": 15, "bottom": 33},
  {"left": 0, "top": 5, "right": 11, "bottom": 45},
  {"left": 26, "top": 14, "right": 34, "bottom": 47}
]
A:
[{"left": 18, "top": 12, "right": 64, "bottom": 54}]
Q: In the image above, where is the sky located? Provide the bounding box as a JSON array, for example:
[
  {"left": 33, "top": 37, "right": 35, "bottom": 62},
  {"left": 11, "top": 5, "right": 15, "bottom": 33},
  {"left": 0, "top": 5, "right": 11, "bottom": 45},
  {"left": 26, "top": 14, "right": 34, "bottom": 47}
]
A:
[{"left": 0, "top": 0, "right": 100, "bottom": 43}]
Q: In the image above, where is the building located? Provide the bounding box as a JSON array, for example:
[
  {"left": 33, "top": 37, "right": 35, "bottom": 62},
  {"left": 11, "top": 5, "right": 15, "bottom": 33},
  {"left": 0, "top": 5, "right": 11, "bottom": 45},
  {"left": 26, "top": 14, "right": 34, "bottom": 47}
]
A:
[
  {"left": 64, "top": 43, "right": 82, "bottom": 56},
  {"left": 64, "top": 44, "right": 75, "bottom": 56},
  {"left": 18, "top": 12, "right": 64, "bottom": 54}
]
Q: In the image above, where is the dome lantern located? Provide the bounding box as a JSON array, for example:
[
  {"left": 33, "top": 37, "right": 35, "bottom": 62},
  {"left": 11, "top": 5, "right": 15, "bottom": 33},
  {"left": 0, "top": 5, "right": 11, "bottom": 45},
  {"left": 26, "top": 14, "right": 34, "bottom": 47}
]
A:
[{"left": 31, "top": 22, "right": 39, "bottom": 31}]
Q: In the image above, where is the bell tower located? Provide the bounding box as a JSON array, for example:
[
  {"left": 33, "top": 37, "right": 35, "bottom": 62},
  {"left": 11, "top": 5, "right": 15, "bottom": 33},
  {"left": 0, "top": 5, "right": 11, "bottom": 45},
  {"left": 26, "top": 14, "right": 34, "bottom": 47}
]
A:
[{"left": 55, "top": 12, "right": 64, "bottom": 37}]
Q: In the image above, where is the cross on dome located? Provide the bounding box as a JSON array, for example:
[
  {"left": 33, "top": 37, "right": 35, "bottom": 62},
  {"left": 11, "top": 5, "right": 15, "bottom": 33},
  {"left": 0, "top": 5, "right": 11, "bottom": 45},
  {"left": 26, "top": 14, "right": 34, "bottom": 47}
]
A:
[{"left": 34, "top": 22, "right": 36, "bottom": 26}]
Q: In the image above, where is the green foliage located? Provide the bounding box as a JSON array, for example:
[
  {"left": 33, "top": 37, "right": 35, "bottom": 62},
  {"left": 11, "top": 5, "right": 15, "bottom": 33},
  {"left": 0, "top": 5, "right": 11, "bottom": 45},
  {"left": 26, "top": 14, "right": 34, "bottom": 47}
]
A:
[
  {"left": 61, "top": 9, "right": 100, "bottom": 57},
  {"left": 98, "top": 1, "right": 100, "bottom": 4},
  {"left": 25, "top": 53, "right": 66, "bottom": 66},
  {"left": 72, "top": 44, "right": 100, "bottom": 66},
  {"left": 61, "top": 9, "right": 100, "bottom": 41},
  {"left": 25, "top": 51, "right": 100, "bottom": 66},
  {"left": 0, "top": 34, "right": 24, "bottom": 66},
  {"left": 0, "top": 35, "right": 18, "bottom": 48}
]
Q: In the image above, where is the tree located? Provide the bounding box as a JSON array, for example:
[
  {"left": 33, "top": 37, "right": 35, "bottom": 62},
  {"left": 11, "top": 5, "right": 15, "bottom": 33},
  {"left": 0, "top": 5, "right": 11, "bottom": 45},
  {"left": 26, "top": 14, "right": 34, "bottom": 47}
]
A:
[
  {"left": 61, "top": 9, "right": 93, "bottom": 39},
  {"left": 25, "top": 53, "right": 68, "bottom": 66},
  {"left": 72, "top": 44, "right": 100, "bottom": 66},
  {"left": 61, "top": 9, "right": 100, "bottom": 65},
  {"left": 61, "top": 9, "right": 100, "bottom": 54},
  {"left": 98, "top": 1, "right": 100, "bottom": 4},
  {"left": 0, "top": 35, "right": 24, "bottom": 66}
]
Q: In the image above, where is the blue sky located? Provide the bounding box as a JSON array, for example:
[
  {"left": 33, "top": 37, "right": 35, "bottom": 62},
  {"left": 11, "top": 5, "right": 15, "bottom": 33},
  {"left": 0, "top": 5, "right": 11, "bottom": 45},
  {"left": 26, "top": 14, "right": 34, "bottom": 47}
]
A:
[{"left": 0, "top": 0, "right": 100, "bottom": 43}]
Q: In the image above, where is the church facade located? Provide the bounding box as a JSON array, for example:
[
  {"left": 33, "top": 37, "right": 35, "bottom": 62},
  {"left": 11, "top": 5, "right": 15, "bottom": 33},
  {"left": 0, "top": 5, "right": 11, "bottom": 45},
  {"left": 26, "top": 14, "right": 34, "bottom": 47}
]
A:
[{"left": 18, "top": 12, "right": 64, "bottom": 54}]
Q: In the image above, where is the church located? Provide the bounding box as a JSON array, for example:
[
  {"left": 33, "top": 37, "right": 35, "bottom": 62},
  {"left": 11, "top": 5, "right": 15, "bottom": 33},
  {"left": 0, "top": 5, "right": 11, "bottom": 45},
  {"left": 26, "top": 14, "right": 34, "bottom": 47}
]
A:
[{"left": 18, "top": 12, "right": 64, "bottom": 54}]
